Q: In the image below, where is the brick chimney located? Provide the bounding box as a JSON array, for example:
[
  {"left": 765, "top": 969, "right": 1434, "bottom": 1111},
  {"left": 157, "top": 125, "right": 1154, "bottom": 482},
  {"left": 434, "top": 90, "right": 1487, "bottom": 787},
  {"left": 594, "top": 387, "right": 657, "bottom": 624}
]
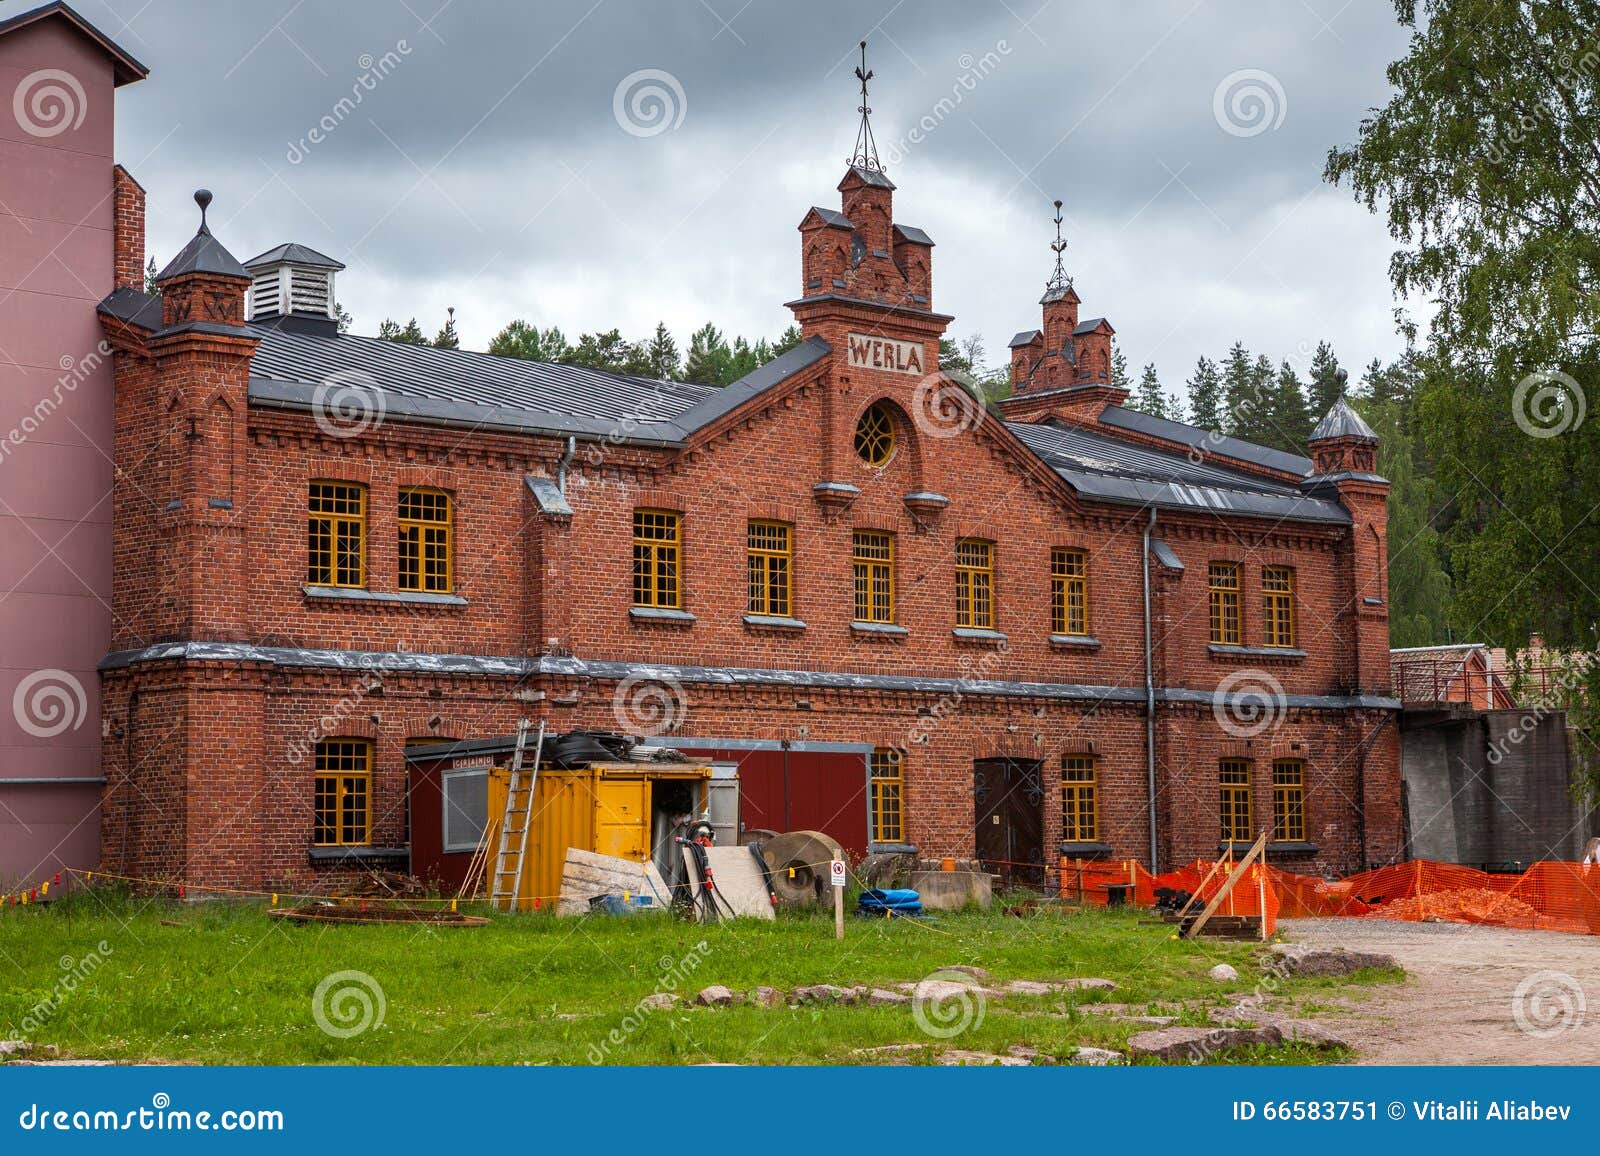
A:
[
  {"left": 998, "top": 200, "right": 1126, "bottom": 425},
  {"left": 112, "top": 164, "right": 145, "bottom": 290}
]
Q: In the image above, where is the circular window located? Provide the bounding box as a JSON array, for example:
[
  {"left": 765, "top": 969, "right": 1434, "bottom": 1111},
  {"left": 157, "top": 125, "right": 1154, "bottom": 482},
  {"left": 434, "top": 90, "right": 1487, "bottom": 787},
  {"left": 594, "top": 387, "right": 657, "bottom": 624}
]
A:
[{"left": 853, "top": 402, "right": 896, "bottom": 467}]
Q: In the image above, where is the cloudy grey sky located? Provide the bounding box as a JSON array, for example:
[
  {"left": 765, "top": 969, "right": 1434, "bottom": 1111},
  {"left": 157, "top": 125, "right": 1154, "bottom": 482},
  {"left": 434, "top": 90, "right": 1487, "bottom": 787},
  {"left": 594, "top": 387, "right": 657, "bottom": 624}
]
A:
[{"left": 51, "top": 0, "right": 1419, "bottom": 399}]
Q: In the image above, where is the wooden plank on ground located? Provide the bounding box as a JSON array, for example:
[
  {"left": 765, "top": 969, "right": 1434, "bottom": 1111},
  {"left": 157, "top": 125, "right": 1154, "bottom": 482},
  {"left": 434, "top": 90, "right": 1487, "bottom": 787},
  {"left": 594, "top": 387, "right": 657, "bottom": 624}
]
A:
[{"left": 1184, "top": 832, "right": 1267, "bottom": 940}]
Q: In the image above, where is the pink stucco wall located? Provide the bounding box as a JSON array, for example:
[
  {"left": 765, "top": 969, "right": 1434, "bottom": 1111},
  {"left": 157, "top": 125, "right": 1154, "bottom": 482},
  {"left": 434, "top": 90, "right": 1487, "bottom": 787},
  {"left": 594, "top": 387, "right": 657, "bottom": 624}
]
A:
[{"left": 0, "top": 17, "right": 118, "bottom": 886}]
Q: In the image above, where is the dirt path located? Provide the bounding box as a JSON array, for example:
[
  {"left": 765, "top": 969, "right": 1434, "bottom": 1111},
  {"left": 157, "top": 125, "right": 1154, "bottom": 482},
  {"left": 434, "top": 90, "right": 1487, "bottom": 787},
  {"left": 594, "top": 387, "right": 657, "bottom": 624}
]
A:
[{"left": 1279, "top": 918, "right": 1597, "bottom": 1065}]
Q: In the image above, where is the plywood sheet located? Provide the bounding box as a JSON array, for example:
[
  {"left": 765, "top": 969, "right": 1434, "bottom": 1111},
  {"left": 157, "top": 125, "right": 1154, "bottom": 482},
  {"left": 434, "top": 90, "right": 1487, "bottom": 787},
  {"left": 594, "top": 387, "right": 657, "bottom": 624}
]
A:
[
  {"left": 681, "top": 845, "right": 776, "bottom": 921},
  {"left": 558, "top": 847, "right": 671, "bottom": 916}
]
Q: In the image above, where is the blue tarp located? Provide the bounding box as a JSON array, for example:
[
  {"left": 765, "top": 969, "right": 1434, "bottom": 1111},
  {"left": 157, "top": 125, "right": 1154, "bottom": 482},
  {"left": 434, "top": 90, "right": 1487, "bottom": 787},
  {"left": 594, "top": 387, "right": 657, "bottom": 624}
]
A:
[{"left": 856, "top": 888, "right": 923, "bottom": 916}]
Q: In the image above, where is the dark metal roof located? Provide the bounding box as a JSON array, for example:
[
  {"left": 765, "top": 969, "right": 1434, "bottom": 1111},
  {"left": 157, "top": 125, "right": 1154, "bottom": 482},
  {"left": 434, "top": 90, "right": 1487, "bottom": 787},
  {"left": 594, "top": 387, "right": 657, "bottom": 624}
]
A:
[
  {"left": 1009, "top": 420, "right": 1349, "bottom": 524},
  {"left": 98, "top": 640, "right": 1398, "bottom": 711},
  {"left": 243, "top": 243, "right": 345, "bottom": 271},
  {"left": 1009, "top": 329, "right": 1042, "bottom": 348},
  {"left": 1073, "top": 317, "right": 1113, "bottom": 335},
  {"left": 0, "top": 1, "right": 147, "bottom": 85},
  {"left": 1310, "top": 395, "right": 1378, "bottom": 442},
  {"left": 802, "top": 206, "right": 852, "bottom": 229},
  {"left": 97, "top": 286, "right": 162, "bottom": 330},
  {"left": 248, "top": 327, "right": 715, "bottom": 425},
  {"left": 1097, "top": 405, "right": 1314, "bottom": 477},
  {"left": 156, "top": 227, "right": 249, "bottom": 282},
  {"left": 841, "top": 164, "right": 895, "bottom": 190},
  {"left": 893, "top": 224, "right": 934, "bottom": 247}
]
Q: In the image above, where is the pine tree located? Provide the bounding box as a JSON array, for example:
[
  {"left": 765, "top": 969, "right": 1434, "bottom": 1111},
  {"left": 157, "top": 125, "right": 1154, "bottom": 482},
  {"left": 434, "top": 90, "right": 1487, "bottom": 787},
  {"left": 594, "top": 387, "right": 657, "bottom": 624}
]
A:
[
  {"left": 569, "top": 329, "right": 638, "bottom": 373},
  {"left": 1357, "top": 397, "right": 1451, "bottom": 646},
  {"left": 144, "top": 255, "right": 160, "bottom": 296},
  {"left": 433, "top": 307, "right": 459, "bottom": 350},
  {"left": 336, "top": 303, "right": 352, "bottom": 334},
  {"left": 1186, "top": 356, "right": 1224, "bottom": 430},
  {"left": 1307, "top": 340, "right": 1343, "bottom": 417},
  {"left": 488, "top": 319, "right": 545, "bottom": 360},
  {"left": 1221, "top": 342, "right": 1258, "bottom": 438},
  {"left": 378, "top": 318, "right": 429, "bottom": 345},
  {"left": 540, "top": 326, "right": 573, "bottom": 363},
  {"left": 1131, "top": 363, "right": 1169, "bottom": 419},
  {"left": 683, "top": 323, "right": 732, "bottom": 385},
  {"left": 1269, "top": 359, "right": 1313, "bottom": 450},
  {"left": 643, "top": 322, "right": 680, "bottom": 380},
  {"left": 1110, "top": 343, "right": 1131, "bottom": 392},
  {"left": 771, "top": 325, "right": 804, "bottom": 358}
]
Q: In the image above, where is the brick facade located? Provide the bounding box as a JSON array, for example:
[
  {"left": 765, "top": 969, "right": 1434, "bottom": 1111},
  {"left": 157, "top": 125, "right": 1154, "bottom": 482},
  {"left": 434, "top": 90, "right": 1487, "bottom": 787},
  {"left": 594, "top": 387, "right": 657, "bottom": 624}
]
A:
[{"left": 93, "top": 153, "right": 1401, "bottom": 894}]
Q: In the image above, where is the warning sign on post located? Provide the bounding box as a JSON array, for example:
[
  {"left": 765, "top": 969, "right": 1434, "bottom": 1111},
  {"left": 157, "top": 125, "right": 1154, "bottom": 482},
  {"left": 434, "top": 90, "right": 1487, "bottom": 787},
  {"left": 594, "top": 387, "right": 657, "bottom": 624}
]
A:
[{"left": 829, "top": 859, "right": 846, "bottom": 888}]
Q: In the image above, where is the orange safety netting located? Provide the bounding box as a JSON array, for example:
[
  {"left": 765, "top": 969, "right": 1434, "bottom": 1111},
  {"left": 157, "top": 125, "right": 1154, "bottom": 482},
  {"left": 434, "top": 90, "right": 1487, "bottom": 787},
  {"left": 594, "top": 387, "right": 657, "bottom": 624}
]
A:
[{"left": 1059, "top": 856, "right": 1600, "bottom": 936}]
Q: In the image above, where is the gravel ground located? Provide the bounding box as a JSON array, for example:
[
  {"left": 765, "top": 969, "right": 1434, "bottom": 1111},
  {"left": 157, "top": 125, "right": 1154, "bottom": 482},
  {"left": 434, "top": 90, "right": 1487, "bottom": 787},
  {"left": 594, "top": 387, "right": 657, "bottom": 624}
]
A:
[{"left": 1279, "top": 918, "right": 1598, "bottom": 1065}]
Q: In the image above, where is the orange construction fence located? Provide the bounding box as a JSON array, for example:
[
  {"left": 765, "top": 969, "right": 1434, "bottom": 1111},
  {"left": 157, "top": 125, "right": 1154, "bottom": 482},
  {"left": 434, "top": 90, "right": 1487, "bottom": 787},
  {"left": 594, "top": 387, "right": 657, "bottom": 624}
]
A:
[{"left": 1060, "top": 856, "right": 1600, "bottom": 936}]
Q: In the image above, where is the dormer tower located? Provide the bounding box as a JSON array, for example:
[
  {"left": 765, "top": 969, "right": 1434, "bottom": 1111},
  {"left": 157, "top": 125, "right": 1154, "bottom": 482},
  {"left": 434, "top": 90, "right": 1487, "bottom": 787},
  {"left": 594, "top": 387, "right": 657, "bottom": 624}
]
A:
[{"left": 244, "top": 243, "right": 345, "bottom": 336}]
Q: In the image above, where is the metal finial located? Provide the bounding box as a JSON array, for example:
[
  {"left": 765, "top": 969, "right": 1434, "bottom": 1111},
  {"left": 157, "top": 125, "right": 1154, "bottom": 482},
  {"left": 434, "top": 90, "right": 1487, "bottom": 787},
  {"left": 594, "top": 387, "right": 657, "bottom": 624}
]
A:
[
  {"left": 1335, "top": 367, "right": 1349, "bottom": 389},
  {"left": 1044, "top": 198, "right": 1072, "bottom": 295},
  {"left": 848, "top": 40, "right": 884, "bottom": 174},
  {"left": 194, "top": 188, "right": 213, "bottom": 235}
]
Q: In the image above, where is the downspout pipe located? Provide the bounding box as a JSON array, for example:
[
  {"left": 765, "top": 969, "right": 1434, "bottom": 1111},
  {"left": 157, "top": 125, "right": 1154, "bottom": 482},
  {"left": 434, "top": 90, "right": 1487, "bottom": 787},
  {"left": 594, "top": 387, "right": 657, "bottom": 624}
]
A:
[
  {"left": 556, "top": 435, "right": 576, "bottom": 497},
  {"left": 1142, "top": 506, "right": 1159, "bottom": 874}
]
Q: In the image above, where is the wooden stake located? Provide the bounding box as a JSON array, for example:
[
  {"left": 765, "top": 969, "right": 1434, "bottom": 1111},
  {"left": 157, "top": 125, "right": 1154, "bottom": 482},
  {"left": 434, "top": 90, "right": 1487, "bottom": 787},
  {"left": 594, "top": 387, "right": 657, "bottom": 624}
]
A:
[
  {"left": 834, "top": 879, "right": 844, "bottom": 940},
  {"left": 1184, "top": 831, "right": 1267, "bottom": 939}
]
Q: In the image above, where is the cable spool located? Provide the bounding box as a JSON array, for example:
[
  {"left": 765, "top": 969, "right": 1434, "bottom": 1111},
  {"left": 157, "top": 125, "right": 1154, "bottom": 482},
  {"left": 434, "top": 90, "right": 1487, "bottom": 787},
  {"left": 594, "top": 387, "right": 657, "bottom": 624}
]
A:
[{"left": 760, "top": 830, "right": 844, "bottom": 907}]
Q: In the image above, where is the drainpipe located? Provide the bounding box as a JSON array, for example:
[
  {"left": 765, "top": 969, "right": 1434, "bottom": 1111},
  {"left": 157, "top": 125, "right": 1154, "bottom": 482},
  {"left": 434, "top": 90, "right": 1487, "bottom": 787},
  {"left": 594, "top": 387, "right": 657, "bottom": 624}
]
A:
[
  {"left": 556, "top": 436, "right": 576, "bottom": 498},
  {"left": 1142, "top": 507, "right": 1159, "bottom": 874}
]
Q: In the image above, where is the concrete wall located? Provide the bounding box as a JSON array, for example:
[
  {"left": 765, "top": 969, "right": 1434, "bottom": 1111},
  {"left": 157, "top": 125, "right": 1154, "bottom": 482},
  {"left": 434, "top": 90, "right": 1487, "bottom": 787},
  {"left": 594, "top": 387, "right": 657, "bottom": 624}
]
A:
[
  {"left": 1403, "top": 710, "right": 1597, "bottom": 866},
  {"left": 0, "top": 18, "right": 117, "bottom": 885}
]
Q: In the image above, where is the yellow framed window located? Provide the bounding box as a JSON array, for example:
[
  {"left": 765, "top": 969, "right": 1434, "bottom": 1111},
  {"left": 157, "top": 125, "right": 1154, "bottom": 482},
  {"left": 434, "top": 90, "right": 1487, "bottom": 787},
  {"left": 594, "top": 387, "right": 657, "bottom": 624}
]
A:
[
  {"left": 308, "top": 481, "right": 366, "bottom": 588},
  {"left": 1262, "top": 566, "right": 1296, "bottom": 648},
  {"left": 314, "top": 739, "right": 371, "bottom": 846},
  {"left": 398, "top": 488, "right": 452, "bottom": 593},
  {"left": 955, "top": 538, "right": 995, "bottom": 629},
  {"left": 1272, "top": 759, "right": 1306, "bottom": 842},
  {"left": 1208, "top": 562, "right": 1241, "bottom": 645},
  {"left": 1060, "top": 755, "right": 1098, "bottom": 843},
  {"left": 747, "top": 520, "right": 792, "bottom": 617},
  {"left": 853, "top": 402, "right": 896, "bottom": 467},
  {"left": 632, "top": 509, "right": 682, "bottom": 609},
  {"left": 1051, "top": 547, "right": 1088, "bottom": 636},
  {"left": 1219, "top": 759, "right": 1253, "bottom": 843},
  {"left": 870, "top": 747, "right": 904, "bottom": 844},
  {"left": 852, "top": 530, "right": 895, "bottom": 624}
]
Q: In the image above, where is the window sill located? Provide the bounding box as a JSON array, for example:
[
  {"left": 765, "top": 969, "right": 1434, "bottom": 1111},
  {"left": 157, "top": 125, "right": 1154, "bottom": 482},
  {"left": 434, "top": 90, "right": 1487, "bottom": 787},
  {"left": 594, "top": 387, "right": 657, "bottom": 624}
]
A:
[
  {"left": 307, "top": 845, "right": 408, "bottom": 865},
  {"left": 1217, "top": 841, "right": 1319, "bottom": 857},
  {"left": 851, "top": 621, "right": 908, "bottom": 637},
  {"left": 630, "top": 606, "right": 696, "bottom": 625},
  {"left": 743, "top": 614, "right": 807, "bottom": 632},
  {"left": 952, "top": 627, "right": 1007, "bottom": 644},
  {"left": 1049, "top": 634, "right": 1101, "bottom": 650},
  {"left": 303, "top": 585, "right": 466, "bottom": 607},
  {"left": 1060, "top": 841, "right": 1115, "bottom": 859},
  {"left": 1208, "top": 643, "right": 1307, "bottom": 661}
]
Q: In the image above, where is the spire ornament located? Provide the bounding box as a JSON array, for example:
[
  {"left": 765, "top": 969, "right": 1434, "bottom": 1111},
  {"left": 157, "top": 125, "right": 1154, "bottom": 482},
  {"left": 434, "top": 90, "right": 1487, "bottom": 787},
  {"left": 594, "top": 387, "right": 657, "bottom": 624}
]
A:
[
  {"left": 848, "top": 40, "right": 884, "bottom": 173},
  {"left": 1044, "top": 198, "right": 1072, "bottom": 296}
]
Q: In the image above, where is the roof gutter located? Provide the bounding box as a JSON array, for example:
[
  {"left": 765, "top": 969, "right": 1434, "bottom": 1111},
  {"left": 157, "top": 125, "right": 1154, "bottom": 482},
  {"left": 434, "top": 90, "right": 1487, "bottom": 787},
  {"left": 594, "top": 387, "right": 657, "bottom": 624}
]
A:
[{"left": 1143, "top": 505, "right": 1159, "bottom": 873}]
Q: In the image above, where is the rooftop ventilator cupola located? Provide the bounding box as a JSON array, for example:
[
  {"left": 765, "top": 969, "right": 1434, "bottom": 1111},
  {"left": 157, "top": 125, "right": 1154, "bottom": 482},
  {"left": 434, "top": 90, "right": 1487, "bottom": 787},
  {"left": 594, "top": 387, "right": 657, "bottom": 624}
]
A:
[{"left": 243, "top": 243, "right": 345, "bottom": 335}]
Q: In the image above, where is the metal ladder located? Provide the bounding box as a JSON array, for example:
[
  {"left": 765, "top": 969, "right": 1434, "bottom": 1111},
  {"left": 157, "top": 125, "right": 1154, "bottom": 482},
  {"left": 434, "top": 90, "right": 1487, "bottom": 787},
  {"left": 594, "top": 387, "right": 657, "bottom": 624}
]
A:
[{"left": 490, "top": 719, "right": 545, "bottom": 912}]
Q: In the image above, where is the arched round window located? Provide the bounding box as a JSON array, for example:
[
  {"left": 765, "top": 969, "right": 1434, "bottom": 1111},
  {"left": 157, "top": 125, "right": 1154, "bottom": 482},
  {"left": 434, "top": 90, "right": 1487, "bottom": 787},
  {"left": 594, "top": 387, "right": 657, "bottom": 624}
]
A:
[{"left": 853, "top": 402, "right": 897, "bottom": 467}]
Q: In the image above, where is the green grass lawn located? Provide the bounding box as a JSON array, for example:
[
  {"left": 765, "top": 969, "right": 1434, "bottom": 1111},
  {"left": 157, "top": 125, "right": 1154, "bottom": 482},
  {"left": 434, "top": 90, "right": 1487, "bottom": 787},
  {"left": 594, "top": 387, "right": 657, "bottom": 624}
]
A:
[{"left": 0, "top": 890, "right": 1396, "bottom": 1066}]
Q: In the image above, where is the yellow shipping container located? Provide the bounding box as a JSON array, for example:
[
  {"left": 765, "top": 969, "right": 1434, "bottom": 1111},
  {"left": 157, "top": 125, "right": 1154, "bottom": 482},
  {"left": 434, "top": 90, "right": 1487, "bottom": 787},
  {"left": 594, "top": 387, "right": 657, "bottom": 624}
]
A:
[{"left": 485, "top": 760, "right": 713, "bottom": 910}]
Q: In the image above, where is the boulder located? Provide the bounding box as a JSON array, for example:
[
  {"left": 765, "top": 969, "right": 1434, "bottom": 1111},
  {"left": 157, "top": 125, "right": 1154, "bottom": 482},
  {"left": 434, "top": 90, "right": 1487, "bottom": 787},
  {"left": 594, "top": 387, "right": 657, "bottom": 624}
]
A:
[
  {"left": 937, "top": 1049, "right": 1029, "bottom": 1067},
  {"left": 943, "top": 965, "right": 990, "bottom": 980},
  {"left": 1006, "top": 1044, "right": 1057, "bottom": 1065},
  {"left": 1269, "top": 944, "right": 1400, "bottom": 977},
  {"left": 1058, "top": 977, "right": 1117, "bottom": 992},
  {"left": 1070, "top": 1046, "right": 1124, "bottom": 1066},
  {"left": 1003, "top": 980, "right": 1056, "bottom": 996},
  {"left": 867, "top": 988, "right": 910, "bottom": 1006},
  {"left": 695, "top": 985, "right": 735, "bottom": 1008},
  {"left": 1209, "top": 964, "right": 1240, "bottom": 983},
  {"left": 911, "top": 979, "right": 979, "bottom": 1005},
  {"left": 1128, "top": 1025, "right": 1283, "bottom": 1063},
  {"left": 791, "top": 983, "right": 848, "bottom": 1005},
  {"left": 749, "top": 986, "right": 784, "bottom": 1009}
]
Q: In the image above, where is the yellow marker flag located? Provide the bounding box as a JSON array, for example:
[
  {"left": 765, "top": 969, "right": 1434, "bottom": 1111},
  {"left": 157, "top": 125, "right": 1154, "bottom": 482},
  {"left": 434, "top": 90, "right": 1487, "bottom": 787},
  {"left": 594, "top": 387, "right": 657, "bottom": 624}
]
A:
[
  {"left": 85, "top": 871, "right": 93, "bottom": 882},
  {"left": 450, "top": 899, "right": 458, "bottom": 913},
  {"left": 271, "top": 893, "right": 278, "bottom": 906},
  {"left": 40, "top": 881, "right": 48, "bottom": 896}
]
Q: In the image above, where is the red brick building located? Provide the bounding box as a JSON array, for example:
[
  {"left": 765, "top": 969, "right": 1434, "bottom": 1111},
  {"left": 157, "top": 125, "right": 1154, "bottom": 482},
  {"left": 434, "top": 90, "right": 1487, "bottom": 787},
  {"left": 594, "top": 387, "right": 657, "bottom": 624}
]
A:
[{"left": 28, "top": 7, "right": 1401, "bottom": 892}]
